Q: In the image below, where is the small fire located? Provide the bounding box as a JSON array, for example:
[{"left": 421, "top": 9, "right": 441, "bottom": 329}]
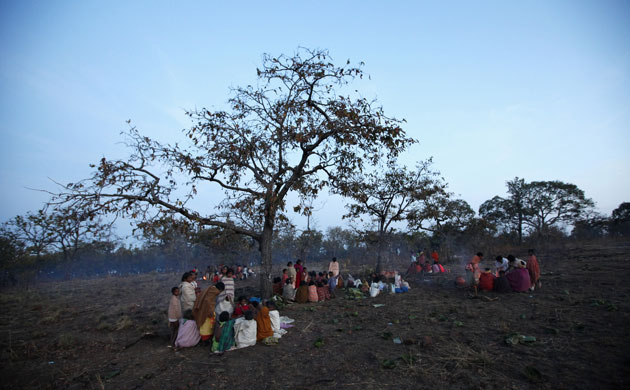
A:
[{"left": 202, "top": 276, "right": 207, "bottom": 281}]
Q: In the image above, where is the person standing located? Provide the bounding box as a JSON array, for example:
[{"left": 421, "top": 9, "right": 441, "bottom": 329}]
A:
[
  {"left": 527, "top": 249, "right": 541, "bottom": 291},
  {"left": 328, "top": 257, "right": 340, "bottom": 277},
  {"left": 179, "top": 272, "right": 196, "bottom": 312}
]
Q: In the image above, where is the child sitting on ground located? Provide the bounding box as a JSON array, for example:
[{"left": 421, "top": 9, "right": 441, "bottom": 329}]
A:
[
  {"left": 212, "top": 311, "right": 235, "bottom": 353},
  {"left": 174, "top": 309, "right": 200, "bottom": 349},
  {"left": 233, "top": 296, "right": 251, "bottom": 318},
  {"left": 167, "top": 286, "right": 182, "bottom": 348},
  {"left": 478, "top": 268, "right": 496, "bottom": 292},
  {"left": 282, "top": 278, "right": 296, "bottom": 301}
]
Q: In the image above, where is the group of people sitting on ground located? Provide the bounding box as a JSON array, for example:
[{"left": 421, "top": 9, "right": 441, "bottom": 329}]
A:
[
  {"left": 465, "top": 249, "right": 541, "bottom": 293},
  {"left": 273, "top": 257, "right": 412, "bottom": 303},
  {"left": 168, "top": 268, "right": 292, "bottom": 352},
  {"left": 407, "top": 249, "right": 449, "bottom": 275}
]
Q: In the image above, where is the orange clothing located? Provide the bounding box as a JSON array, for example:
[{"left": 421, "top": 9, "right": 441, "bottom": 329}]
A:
[
  {"left": 255, "top": 306, "right": 274, "bottom": 341},
  {"left": 470, "top": 255, "right": 482, "bottom": 281},
  {"left": 527, "top": 255, "right": 540, "bottom": 286},
  {"left": 478, "top": 272, "right": 495, "bottom": 291},
  {"left": 431, "top": 251, "right": 439, "bottom": 262}
]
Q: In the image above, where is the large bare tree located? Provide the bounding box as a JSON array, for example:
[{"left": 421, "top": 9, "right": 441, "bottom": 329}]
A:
[{"left": 51, "top": 49, "right": 414, "bottom": 297}]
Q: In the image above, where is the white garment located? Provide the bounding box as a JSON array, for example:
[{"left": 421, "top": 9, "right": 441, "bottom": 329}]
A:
[
  {"left": 179, "top": 281, "right": 196, "bottom": 312},
  {"left": 369, "top": 282, "right": 380, "bottom": 298},
  {"left": 496, "top": 258, "right": 509, "bottom": 273},
  {"left": 215, "top": 297, "right": 234, "bottom": 317},
  {"left": 269, "top": 310, "right": 287, "bottom": 338},
  {"left": 394, "top": 274, "right": 402, "bottom": 289},
  {"left": 233, "top": 318, "right": 257, "bottom": 349}
]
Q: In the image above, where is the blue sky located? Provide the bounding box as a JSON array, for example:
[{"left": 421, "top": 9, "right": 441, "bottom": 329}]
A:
[{"left": 1, "top": 0, "right": 628, "bottom": 233}]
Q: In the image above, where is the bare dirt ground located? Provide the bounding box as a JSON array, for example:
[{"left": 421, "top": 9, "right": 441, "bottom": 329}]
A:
[{"left": 1, "top": 242, "right": 630, "bottom": 390}]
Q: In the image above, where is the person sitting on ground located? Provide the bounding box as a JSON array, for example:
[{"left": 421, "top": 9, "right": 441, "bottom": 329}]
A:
[
  {"left": 316, "top": 281, "right": 327, "bottom": 301},
  {"left": 272, "top": 277, "right": 283, "bottom": 296},
  {"left": 478, "top": 268, "right": 496, "bottom": 292},
  {"left": 179, "top": 272, "right": 196, "bottom": 312},
  {"left": 423, "top": 261, "right": 432, "bottom": 273},
  {"left": 495, "top": 255, "right": 509, "bottom": 276},
  {"left": 494, "top": 270, "right": 511, "bottom": 293},
  {"left": 506, "top": 259, "right": 531, "bottom": 292},
  {"left": 233, "top": 310, "right": 257, "bottom": 349},
  {"left": 281, "top": 269, "right": 288, "bottom": 285},
  {"left": 212, "top": 311, "right": 235, "bottom": 353},
  {"left": 432, "top": 259, "right": 445, "bottom": 273},
  {"left": 282, "top": 278, "right": 296, "bottom": 301},
  {"left": 233, "top": 296, "right": 251, "bottom": 319},
  {"left": 267, "top": 301, "right": 285, "bottom": 339},
  {"left": 527, "top": 249, "right": 541, "bottom": 291},
  {"left": 174, "top": 309, "right": 200, "bottom": 349},
  {"left": 308, "top": 280, "right": 318, "bottom": 303},
  {"left": 167, "top": 286, "right": 182, "bottom": 348},
  {"left": 193, "top": 281, "right": 224, "bottom": 344},
  {"left": 295, "top": 281, "right": 309, "bottom": 304},
  {"left": 255, "top": 301, "right": 275, "bottom": 343}
]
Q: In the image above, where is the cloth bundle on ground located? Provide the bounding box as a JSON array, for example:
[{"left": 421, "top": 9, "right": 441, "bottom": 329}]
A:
[
  {"left": 174, "top": 318, "right": 200, "bottom": 348},
  {"left": 233, "top": 317, "right": 257, "bottom": 349},
  {"left": 506, "top": 268, "right": 531, "bottom": 292},
  {"left": 347, "top": 288, "right": 364, "bottom": 299}
]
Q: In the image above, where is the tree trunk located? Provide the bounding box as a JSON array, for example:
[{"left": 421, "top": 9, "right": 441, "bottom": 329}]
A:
[{"left": 258, "top": 220, "right": 274, "bottom": 299}]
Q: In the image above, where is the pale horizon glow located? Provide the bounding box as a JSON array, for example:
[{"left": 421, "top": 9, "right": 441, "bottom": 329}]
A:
[{"left": 1, "top": 1, "right": 628, "bottom": 237}]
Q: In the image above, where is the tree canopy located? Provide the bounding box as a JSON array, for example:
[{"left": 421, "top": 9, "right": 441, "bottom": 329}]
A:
[{"left": 50, "top": 48, "right": 416, "bottom": 297}]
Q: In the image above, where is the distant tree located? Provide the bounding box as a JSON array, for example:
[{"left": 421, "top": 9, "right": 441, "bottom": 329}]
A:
[
  {"left": 480, "top": 178, "right": 593, "bottom": 241},
  {"left": 4, "top": 211, "right": 54, "bottom": 260},
  {"left": 522, "top": 180, "right": 594, "bottom": 237},
  {"left": 409, "top": 192, "right": 475, "bottom": 236},
  {"left": 45, "top": 207, "right": 113, "bottom": 261},
  {"left": 478, "top": 177, "right": 527, "bottom": 243},
  {"left": 50, "top": 49, "right": 414, "bottom": 297},
  {"left": 337, "top": 160, "right": 444, "bottom": 273},
  {"left": 610, "top": 202, "right": 630, "bottom": 236}
]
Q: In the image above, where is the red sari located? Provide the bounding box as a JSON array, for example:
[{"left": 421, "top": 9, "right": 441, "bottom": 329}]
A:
[{"left": 294, "top": 263, "right": 304, "bottom": 288}]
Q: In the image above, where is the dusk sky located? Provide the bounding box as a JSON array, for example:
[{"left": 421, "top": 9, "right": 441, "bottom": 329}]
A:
[{"left": 1, "top": 1, "right": 628, "bottom": 235}]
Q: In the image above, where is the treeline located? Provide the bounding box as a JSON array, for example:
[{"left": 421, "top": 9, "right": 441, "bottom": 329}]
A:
[{"left": 1, "top": 177, "right": 628, "bottom": 283}]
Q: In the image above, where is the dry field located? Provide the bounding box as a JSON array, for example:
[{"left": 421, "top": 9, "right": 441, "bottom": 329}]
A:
[{"left": 1, "top": 242, "right": 629, "bottom": 389}]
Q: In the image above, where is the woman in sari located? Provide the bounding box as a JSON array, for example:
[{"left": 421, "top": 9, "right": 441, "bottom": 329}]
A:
[
  {"left": 294, "top": 260, "right": 304, "bottom": 291},
  {"left": 212, "top": 311, "right": 235, "bottom": 353},
  {"left": 192, "top": 282, "right": 224, "bottom": 343}
]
